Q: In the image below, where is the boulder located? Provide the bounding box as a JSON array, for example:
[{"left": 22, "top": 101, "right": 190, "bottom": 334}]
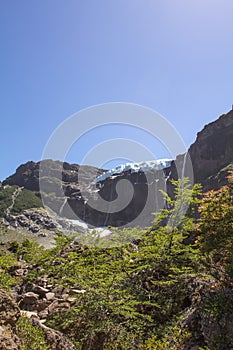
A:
[
  {"left": 20, "top": 292, "right": 39, "bottom": 309},
  {"left": 0, "top": 289, "right": 20, "bottom": 350},
  {"left": 181, "top": 281, "right": 233, "bottom": 349},
  {"left": 31, "top": 317, "right": 76, "bottom": 350},
  {"left": 0, "top": 289, "right": 20, "bottom": 327},
  {"left": 45, "top": 292, "right": 55, "bottom": 301}
]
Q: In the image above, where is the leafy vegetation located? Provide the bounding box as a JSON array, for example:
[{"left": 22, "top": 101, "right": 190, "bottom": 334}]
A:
[
  {"left": 0, "top": 185, "right": 17, "bottom": 216},
  {"left": 0, "top": 185, "right": 43, "bottom": 216},
  {"left": 197, "top": 171, "right": 233, "bottom": 281},
  {"left": 16, "top": 316, "right": 50, "bottom": 350},
  {"left": 11, "top": 188, "right": 43, "bottom": 215},
  {"left": 0, "top": 248, "right": 18, "bottom": 290},
  {"left": 0, "top": 174, "right": 232, "bottom": 349}
]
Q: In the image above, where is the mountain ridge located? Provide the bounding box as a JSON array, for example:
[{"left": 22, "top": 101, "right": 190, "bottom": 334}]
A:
[{"left": 1, "top": 108, "right": 233, "bottom": 232}]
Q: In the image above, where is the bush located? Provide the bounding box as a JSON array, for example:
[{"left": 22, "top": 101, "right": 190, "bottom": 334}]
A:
[
  {"left": 11, "top": 188, "right": 43, "bottom": 214},
  {"left": 16, "top": 316, "right": 49, "bottom": 350},
  {"left": 0, "top": 185, "right": 17, "bottom": 216}
]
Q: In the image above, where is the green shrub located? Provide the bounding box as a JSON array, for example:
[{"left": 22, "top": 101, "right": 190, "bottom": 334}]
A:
[
  {"left": 16, "top": 316, "right": 49, "bottom": 350},
  {"left": 0, "top": 251, "right": 19, "bottom": 290},
  {"left": 0, "top": 185, "right": 17, "bottom": 216},
  {"left": 11, "top": 188, "right": 43, "bottom": 214}
]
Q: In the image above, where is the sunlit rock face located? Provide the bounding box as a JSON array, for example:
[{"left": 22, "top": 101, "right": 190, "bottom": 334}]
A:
[{"left": 188, "top": 109, "right": 233, "bottom": 184}]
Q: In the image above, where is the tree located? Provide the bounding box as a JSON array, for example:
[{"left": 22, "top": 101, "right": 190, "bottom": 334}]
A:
[
  {"left": 197, "top": 171, "right": 233, "bottom": 279},
  {"left": 151, "top": 178, "right": 201, "bottom": 255}
]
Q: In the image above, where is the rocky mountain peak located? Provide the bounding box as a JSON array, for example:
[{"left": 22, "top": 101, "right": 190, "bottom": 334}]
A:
[
  {"left": 189, "top": 109, "right": 233, "bottom": 183},
  {"left": 3, "top": 160, "right": 106, "bottom": 192}
]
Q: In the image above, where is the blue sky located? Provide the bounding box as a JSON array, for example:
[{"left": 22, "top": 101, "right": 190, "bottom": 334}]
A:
[{"left": 1, "top": 0, "right": 233, "bottom": 180}]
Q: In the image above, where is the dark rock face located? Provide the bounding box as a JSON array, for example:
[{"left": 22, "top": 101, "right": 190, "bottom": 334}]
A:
[
  {"left": 182, "top": 282, "right": 233, "bottom": 349},
  {"left": 64, "top": 169, "right": 168, "bottom": 227},
  {"left": 201, "top": 163, "right": 233, "bottom": 192},
  {"left": 3, "top": 159, "right": 169, "bottom": 228},
  {"left": 188, "top": 110, "right": 233, "bottom": 184},
  {"left": 3, "top": 161, "right": 40, "bottom": 191},
  {"left": 3, "top": 160, "right": 105, "bottom": 193}
]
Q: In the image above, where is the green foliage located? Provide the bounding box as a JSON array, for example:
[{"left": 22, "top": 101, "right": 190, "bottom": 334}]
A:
[
  {"left": 0, "top": 249, "right": 19, "bottom": 290},
  {"left": 147, "top": 178, "right": 201, "bottom": 258},
  {"left": 141, "top": 325, "right": 192, "bottom": 349},
  {"left": 13, "top": 238, "right": 46, "bottom": 264},
  {"left": 73, "top": 226, "right": 146, "bottom": 248},
  {"left": 2, "top": 176, "right": 233, "bottom": 348},
  {"left": 197, "top": 171, "right": 233, "bottom": 279},
  {"left": 16, "top": 316, "right": 49, "bottom": 350},
  {"left": 0, "top": 185, "right": 17, "bottom": 216},
  {"left": 154, "top": 178, "right": 201, "bottom": 232},
  {"left": 13, "top": 178, "right": 203, "bottom": 348},
  {"left": 11, "top": 188, "right": 43, "bottom": 214},
  {"left": 0, "top": 185, "right": 43, "bottom": 217},
  {"left": 202, "top": 291, "right": 233, "bottom": 322}
]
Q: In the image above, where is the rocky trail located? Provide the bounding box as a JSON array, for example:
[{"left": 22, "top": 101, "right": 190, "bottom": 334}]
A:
[
  {"left": 0, "top": 244, "right": 87, "bottom": 349},
  {"left": 5, "top": 187, "right": 23, "bottom": 216}
]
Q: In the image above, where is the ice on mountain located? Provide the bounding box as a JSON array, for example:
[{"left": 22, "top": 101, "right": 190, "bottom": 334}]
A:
[{"left": 95, "top": 159, "right": 172, "bottom": 183}]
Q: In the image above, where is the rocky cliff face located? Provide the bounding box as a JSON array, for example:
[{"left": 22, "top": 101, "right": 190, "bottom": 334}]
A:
[
  {"left": 2, "top": 159, "right": 169, "bottom": 228},
  {"left": 3, "top": 160, "right": 105, "bottom": 193},
  {"left": 188, "top": 109, "right": 233, "bottom": 184}
]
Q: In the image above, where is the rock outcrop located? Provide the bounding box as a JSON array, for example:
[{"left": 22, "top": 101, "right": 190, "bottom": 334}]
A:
[
  {"left": 0, "top": 249, "right": 81, "bottom": 349},
  {"left": 188, "top": 109, "right": 233, "bottom": 184},
  {"left": 3, "top": 208, "right": 59, "bottom": 234},
  {"left": 3, "top": 160, "right": 105, "bottom": 193},
  {"left": 31, "top": 317, "right": 77, "bottom": 350},
  {"left": 181, "top": 280, "right": 233, "bottom": 349},
  {"left": 0, "top": 276, "right": 77, "bottom": 350},
  {"left": 0, "top": 288, "right": 21, "bottom": 350}
]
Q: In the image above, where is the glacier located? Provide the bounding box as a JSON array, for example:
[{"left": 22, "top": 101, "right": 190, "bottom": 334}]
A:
[{"left": 95, "top": 159, "right": 172, "bottom": 183}]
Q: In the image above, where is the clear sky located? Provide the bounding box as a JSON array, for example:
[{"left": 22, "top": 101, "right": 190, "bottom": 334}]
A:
[{"left": 1, "top": 0, "right": 233, "bottom": 180}]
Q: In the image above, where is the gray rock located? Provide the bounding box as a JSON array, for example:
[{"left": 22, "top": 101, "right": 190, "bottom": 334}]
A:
[
  {"left": 45, "top": 292, "right": 55, "bottom": 301},
  {"left": 0, "top": 289, "right": 20, "bottom": 350},
  {"left": 31, "top": 317, "right": 76, "bottom": 350},
  {"left": 32, "top": 285, "right": 49, "bottom": 296},
  {"left": 21, "top": 292, "right": 39, "bottom": 305},
  {"left": 0, "top": 289, "right": 20, "bottom": 326}
]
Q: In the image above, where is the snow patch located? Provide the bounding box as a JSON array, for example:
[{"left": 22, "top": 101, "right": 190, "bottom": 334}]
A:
[{"left": 95, "top": 159, "right": 172, "bottom": 183}]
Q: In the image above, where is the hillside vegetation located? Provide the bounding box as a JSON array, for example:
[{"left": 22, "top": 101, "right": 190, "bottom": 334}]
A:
[
  {"left": 0, "top": 185, "right": 43, "bottom": 216},
  {"left": 0, "top": 172, "right": 232, "bottom": 349}
]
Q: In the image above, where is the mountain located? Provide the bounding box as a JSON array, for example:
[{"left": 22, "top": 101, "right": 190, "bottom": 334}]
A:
[
  {"left": 1, "top": 108, "right": 233, "bottom": 237},
  {"left": 1, "top": 159, "right": 171, "bottom": 230}
]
